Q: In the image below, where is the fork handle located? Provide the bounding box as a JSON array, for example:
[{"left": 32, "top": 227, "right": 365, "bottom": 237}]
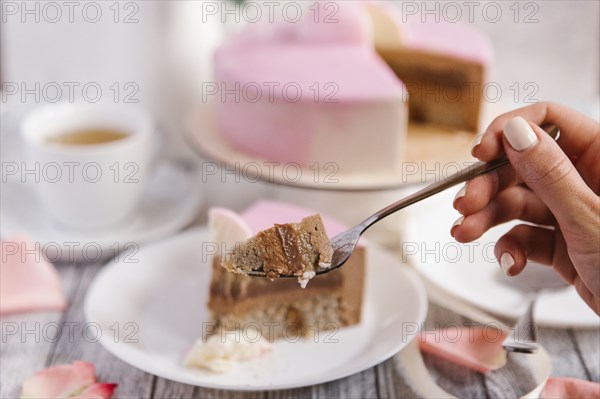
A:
[
  {"left": 502, "top": 292, "right": 539, "bottom": 353},
  {"left": 360, "top": 124, "right": 559, "bottom": 229}
]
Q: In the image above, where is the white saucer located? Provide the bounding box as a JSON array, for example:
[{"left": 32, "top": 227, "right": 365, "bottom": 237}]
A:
[
  {"left": 0, "top": 162, "right": 203, "bottom": 262},
  {"left": 403, "top": 187, "right": 599, "bottom": 328},
  {"left": 84, "top": 228, "right": 428, "bottom": 390}
]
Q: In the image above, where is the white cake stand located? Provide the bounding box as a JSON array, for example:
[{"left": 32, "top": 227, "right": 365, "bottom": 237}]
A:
[{"left": 185, "top": 102, "right": 506, "bottom": 192}]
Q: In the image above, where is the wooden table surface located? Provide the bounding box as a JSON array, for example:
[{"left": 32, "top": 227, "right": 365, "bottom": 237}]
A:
[{"left": 2, "top": 259, "right": 598, "bottom": 399}]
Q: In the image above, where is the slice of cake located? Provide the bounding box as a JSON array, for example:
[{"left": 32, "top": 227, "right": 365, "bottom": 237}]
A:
[
  {"left": 366, "top": 1, "right": 493, "bottom": 131},
  {"left": 222, "top": 214, "right": 333, "bottom": 287},
  {"left": 207, "top": 200, "right": 366, "bottom": 341}
]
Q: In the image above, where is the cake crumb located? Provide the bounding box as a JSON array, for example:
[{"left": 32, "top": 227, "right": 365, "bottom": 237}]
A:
[
  {"left": 298, "top": 271, "right": 316, "bottom": 288},
  {"left": 319, "top": 262, "right": 332, "bottom": 269}
]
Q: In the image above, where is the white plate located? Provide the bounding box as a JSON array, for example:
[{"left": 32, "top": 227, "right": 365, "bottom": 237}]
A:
[
  {"left": 403, "top": 187, "right": 599, "bottom": 328},
  {"left": 84, "top": 228, "right": 428, "bottom": 390},
  {"left": 0, "top": 162, "right": 203, "bottom": 262}
]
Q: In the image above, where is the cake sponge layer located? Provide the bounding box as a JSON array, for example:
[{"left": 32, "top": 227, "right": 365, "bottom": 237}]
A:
[{"left": 209, "top": 246, "right": 365, "bottom": 339}]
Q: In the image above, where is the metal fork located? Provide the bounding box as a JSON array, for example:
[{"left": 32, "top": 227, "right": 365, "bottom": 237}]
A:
[
  {"left": 499, "top": 265, "right": 569, "bottom": 354},
  {"left": 247, "top": 124, "right": 559, "bottom": 278}
]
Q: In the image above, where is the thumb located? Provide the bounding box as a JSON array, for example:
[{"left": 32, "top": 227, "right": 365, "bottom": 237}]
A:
[{"left": 502, "top": 116, "right": 592, "bottom": 227}]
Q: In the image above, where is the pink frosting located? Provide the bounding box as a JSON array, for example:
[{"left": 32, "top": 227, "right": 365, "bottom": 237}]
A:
[
  {"left": 241, "top": 200, "right": 350, "bottom": 238},
  {"left": 215, "top": 44, "right": 405, "bottom": 165},
  {"left": 215, "top": 44, "right": 404, "bottom": 102},
  {"left": 214, "top": 1, "right": 403, "bottom": 103}
]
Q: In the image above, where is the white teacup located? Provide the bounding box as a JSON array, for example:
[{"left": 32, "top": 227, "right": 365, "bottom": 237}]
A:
[{"left": 20, "top": 103, "right": 155, "bottom": 230}]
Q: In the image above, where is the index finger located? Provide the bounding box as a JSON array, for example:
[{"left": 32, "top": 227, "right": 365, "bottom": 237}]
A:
[{"left": 472, "top": 102, "right": 600, "bottom": 162}]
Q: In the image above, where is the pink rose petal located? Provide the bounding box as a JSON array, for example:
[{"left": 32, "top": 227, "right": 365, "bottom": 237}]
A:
[
  {"left": 73, "top": 383, "right": 118, "bottom": 399},
  {"left": 419, "top": 327, "right": 507, "bottom": 373},
  {"left": 21, "top": 361, "right": 96, "bottom": 398},
  {"left": 1, "top": 237, "right": 66, "bottom": 315},
  {"left": 542, "top": 377, "right": 600, "bottom": 399}
]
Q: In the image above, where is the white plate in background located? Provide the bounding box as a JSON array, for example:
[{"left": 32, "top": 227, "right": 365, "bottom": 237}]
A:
[{"left": 403, "top": 187, "right": 599, "bottom": 328}]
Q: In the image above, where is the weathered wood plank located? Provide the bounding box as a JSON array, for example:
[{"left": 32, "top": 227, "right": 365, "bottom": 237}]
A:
[
  {"left": 267, "top": 369, "right": 377, "bottom": 399},
  {"left": 312, "top": 370, "right": 378, "bottom": 399},
  {"left": 153, "top": 379, "right": 263, "bottom": 399},
  {"left": 376, "top": 356, "right": 420, "bottom": 399},
  {"left": 538, "top": 328, "right": 590, "bottom": 379},
  {"left": 194, "top": 388, "right": 265, "bottom": 399},
  {"left": 423, "top": 304, "right": 489, "bottom": 398},
  {"left": 571, "top": 328, "right": 600, "bottom": 382},
  {"left": 44, "top": 263, "right": 155, "bottom": 399},
  {"left": 268, "top": 387, "right": 314, "bottom": 399},
  {"left": 0, "top": 263, "right": 80, "bottom": 398},
  {"left": 151, "top": 378, "right": 195, "bottom": 399},
  {"left": 1, "top": 312, "right": 66, "bottom": 398},
  {"left": 485, "top": 352, "right": 540, "bottom": 398}
]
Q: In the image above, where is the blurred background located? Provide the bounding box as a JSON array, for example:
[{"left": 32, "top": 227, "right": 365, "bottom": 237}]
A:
[
  {"left": 1, "top": 0, "right": 599, "bottom": 217},
  {"left": 2, "top": 1, "right": 598, "bottom": 143}
]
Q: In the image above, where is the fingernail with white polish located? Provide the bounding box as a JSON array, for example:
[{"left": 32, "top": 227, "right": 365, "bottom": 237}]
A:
[
  {"left": 454, "top": 184, "right": 467, "bottom": 203},
  {"left": 503, "top": 117, "right": 538, "bottom": 151},
  {"left": 471, "top": 135, "right": 483, "bottom": 155},
  {"left": 451, "top": 216, "right": 464, "bottom": 235},
  {"left": 500, "top": 253, "right": 515, "bottom": 275}
]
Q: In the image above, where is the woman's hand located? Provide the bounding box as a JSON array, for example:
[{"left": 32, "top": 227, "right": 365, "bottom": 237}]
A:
[{"left": 451, "top": 102, "right": 600, "bottom": 314}]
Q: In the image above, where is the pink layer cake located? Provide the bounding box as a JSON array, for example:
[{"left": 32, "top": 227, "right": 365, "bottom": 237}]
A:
[{"left": 212, "top": 0, "right": 493, "bottom": 174}]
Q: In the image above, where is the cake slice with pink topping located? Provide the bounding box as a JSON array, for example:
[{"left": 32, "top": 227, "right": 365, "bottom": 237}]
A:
[{"left": 206, "top": 200, "right": 366, "bottom": 340}]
